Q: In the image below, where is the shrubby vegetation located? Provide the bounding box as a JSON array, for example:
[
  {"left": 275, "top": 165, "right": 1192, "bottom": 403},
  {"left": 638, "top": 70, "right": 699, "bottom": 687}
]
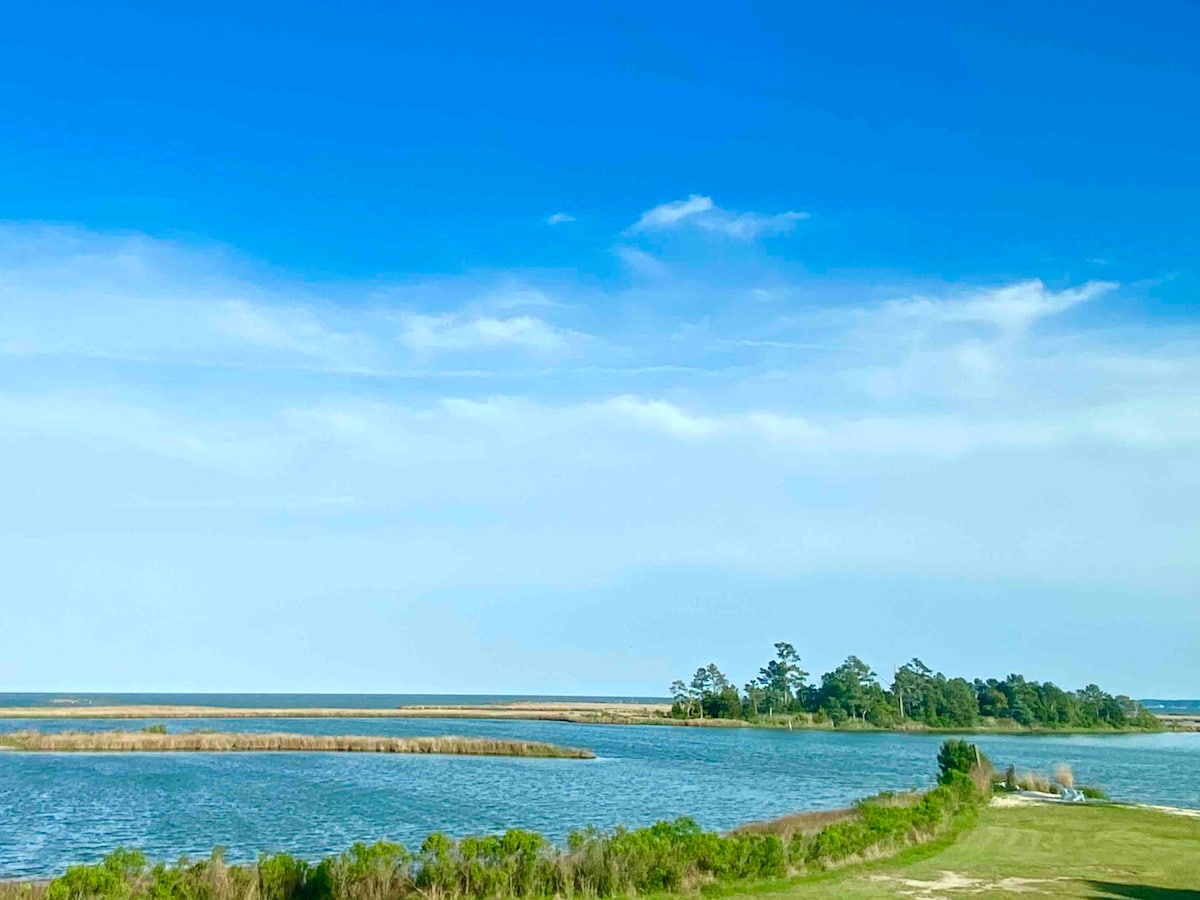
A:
[
  {"left": 670, "top": 643, "right": 1160, "bottom": 730},
  {"left": 30, "top": 744, "right": 988, "bottom": 900}
]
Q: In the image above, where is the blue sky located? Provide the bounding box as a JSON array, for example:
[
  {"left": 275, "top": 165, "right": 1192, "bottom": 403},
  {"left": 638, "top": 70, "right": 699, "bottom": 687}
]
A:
[{"left": 2, "top": 2, "right": 1198, "bottom": 696}]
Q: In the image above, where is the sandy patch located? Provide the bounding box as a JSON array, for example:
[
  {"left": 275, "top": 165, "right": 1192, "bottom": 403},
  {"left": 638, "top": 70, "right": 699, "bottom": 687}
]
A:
[
  {"left": 1136, "top": 804, "right": 1200, "bottom": 819},
  {"left": 990, "top": 793, "right": 1057, "bottom": 808},
  {"left": 990, "top": 794, "right": 1200, "bottom": 819},
  {"left": 870, "top": 871, "right": 1068, "bottom": 898}
]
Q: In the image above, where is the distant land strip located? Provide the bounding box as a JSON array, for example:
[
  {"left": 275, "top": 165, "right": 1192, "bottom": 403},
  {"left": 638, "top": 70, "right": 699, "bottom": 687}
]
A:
[
  {"left": 0, "top": 730, "right": 595, "bottom": 758},
  {"left": 0, "top": 701, "right": 1188, "bottom": 730},
  {"left": 0, "top": 701, "right": 672, "bottom": 723}
]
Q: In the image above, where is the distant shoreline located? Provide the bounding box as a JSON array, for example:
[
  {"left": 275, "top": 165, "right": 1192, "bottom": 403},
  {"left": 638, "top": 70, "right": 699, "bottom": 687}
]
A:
[
  {"left": 0, "top": 702, "right": 674, "bottom": 725},
  {"left": 0, "top": 702, "right": 1186, "bottom": 732}
]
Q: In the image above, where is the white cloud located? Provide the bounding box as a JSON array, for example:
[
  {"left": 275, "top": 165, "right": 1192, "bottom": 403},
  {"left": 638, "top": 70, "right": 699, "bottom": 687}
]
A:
[
  {"left": 613, "top": 244, "right": 669, "bottom": 277},
  {"left": 210, "top": 300, "right": 382, "bottom": 372},
  {"left": 592, "top": 395, "right": 1200, "bottom": 457},
  {"left": 702, "top": 210, "right": 808, "bottom": 239},
  {"left": 630, "top": 194, "right": 715, "bottom": 230},
  {"left": 884, "top": 279, "right": 1116, "bottom": 332},
  {"left": 628, "top": 194, "right": 808, "bottom": 239},
  {"left": 0, "top": 228, "right": 591, "bottom": 371},
  {"left": 547, "top": 213, "right": 576, "bottom": 225},
  {"left": 475, "top": 285, "right": 562, "bottom": 310},
  {"left": 599, "top": 396, "right": 720, "bottom": 438},
  {"left": 3, "top": 221, "right": 1200, "bottom": 612},
  {"left": 396, "top": 313, "right": 578, "bottom": 353}
]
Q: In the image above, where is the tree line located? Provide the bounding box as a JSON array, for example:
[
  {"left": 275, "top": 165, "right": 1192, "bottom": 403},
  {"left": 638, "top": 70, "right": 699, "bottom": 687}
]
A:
[{"left": 669, "top": 642, "right": 1159, "bottom": 729}]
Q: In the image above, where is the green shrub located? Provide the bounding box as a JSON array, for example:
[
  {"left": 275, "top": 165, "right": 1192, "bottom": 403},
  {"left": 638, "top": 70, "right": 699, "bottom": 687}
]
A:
[
  {"left": 936, "top": 739, "right": 987, "bottom": 784},
  {"left": 257, "top": 853, "right": 312, "bottom": 900},
  {"left": 47, "top": 850, "right": 147, "bottom": 900}
]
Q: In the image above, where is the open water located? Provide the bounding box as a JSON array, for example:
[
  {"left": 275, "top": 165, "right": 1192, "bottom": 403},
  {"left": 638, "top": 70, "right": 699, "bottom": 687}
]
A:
[{"left": 2, "top": 694, "right": 1197, "bottom": 878}]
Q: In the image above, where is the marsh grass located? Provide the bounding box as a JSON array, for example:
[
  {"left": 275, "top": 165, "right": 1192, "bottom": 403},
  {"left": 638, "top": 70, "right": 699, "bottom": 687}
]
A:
[
  {"left": 735, "top": 808, "right": 858, "bottom": 839},
  {"left": 0, "top": 731, "right": 593, "bottom": 759},
  {"left": 0, "top": 883, "right": 47, "bottom": 900},
  {"left": 734, "top": 791, "right": 926, "bottom": 842},
  {"left": 1053, "top": 763, "right": 1074, "bottom": 789},
  {"left": 1016, "top": 772, "right": 1053, "bottom": 793}
]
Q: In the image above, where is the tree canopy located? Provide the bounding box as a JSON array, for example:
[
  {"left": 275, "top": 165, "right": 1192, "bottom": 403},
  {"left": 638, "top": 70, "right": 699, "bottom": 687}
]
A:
[{"left": 669, "top": 645, "right": 1159, "bottom": 730}]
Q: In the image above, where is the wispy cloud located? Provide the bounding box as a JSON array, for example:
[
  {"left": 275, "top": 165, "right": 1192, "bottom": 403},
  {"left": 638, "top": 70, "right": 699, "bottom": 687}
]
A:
[
  {"left": 613, "top": 244, "right": 669, "bottom": 277},
  {"left": 595, "top": 395, "right": 1200, "bottom": 455},
  {"left": 630, "top": 195, "right": 715, "bottom": 230},
  {"left": 0, "top": 228, "right": 589, "bottom": 371},
  {"left": 883, "top": 279, "right": 1116, "bottom": 332},
  {"left": 211, "top": 300, "right": 382, "bottom": 372},
  {"left": 628, "top": 194, "right": 809, "bottom": 239},
  {"left": 547, "top": 213, "right": 576, "bottom": 225},
  {"left": 396, "top": 313, "right": 580, "bottom": 353},
  {"left": 2, "top": 220, "right": 1198, "bottom": 607}
]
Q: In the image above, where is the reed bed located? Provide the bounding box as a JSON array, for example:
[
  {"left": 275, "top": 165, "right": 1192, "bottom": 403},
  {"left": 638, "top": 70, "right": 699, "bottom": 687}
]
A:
[
  {"left": 1016, "top": 771, "right": 1053, "bottom": 793},
  {"left": 0, "top": 730, "right": 594, "bottom": 759},
  {"left": 734, "top": 807, "right": 858, "bottom": 838}
]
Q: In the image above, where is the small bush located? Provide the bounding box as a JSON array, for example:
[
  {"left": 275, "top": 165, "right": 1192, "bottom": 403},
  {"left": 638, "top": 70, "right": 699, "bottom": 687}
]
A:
[
  {"left": 1079, "top": 784, "right": 1110, "bottom": 800},
  {"left": 937, "top": 740, "right": 989, "bottom": 784}
]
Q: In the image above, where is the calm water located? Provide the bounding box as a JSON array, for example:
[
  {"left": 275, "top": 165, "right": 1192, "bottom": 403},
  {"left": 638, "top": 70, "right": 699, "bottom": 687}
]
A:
[{"left": 2, "top": 702, "right": 1199, "bottom": 879}]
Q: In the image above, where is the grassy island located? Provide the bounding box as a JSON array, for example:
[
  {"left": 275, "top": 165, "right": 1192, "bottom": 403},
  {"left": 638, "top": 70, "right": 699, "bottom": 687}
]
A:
[{"left": 0, "top": 730, "right": 594, "bottom": 759}]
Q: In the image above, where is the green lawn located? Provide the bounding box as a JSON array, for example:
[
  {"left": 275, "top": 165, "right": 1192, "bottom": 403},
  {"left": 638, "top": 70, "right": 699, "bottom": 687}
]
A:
[{"left": 717, "top": 803, "right": 1200, "bottom": 899}]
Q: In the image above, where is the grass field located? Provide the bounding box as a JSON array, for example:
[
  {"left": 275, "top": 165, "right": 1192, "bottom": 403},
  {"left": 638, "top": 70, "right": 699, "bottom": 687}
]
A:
[{"left": 717, "top": 802, "right": 1200, "bottom": 899}]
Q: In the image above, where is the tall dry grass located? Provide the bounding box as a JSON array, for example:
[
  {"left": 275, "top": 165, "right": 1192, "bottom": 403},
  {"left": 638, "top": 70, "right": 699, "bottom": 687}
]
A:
[
  {"left": 734, "top": 807, "right": 858, "bottom": 839},
  {"left": 1054, "top": 763, "right": 1075, "bottom": 788},
  {"left": 0, "top": 883, "right": 46, "bottom": 900},
  {"left": 1017, "top": 771, "right": 1053, "bottom": 793},
  {"left": 0, "top": 731, "right": 593, "bottom": 759}
]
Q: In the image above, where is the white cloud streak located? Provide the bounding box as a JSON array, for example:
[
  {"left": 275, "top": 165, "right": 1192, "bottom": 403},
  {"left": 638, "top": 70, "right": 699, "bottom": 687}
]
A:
[
  {"left": 629, "top": 194, "right": 809, "bottom": 239},
  {"left": 884, "top": 279, "right": 1117, "bottom": 332},
  {"left": 396, "top": 313, "right": 579, "bottom": 353}
]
